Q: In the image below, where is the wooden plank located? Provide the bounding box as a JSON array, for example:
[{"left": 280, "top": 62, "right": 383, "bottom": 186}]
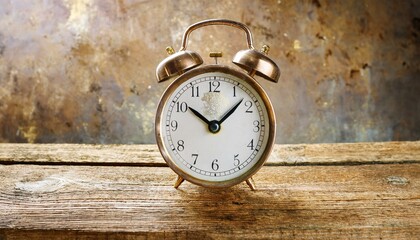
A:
[
  {"left": 0, "top": 228, "right": 418, "bottom": 240},
  {"left": 271, "top": 141, "right": 420, "bottom": 165},
  {"left": 0, "top": 144, "right": 164, "bottom": 166},
  {"left": 0, "top": 164, "right": 419, "bottom": 238},
  {"left": 0, "top": 141, "right": 419, "bottom": 165}
]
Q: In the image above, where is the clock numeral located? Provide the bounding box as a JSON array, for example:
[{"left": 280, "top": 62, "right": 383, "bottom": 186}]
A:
[
  {"left": 176, "top": 102, "right": 188, "bottom": 113},
  {"left": 233, "top": 86, "right": 237, "bottom": 97},
  {"left": 177, "top": 140, "right": 185, "bottom": 151},
  {"left": 191, "top": 154, "right": 198, "bottom": 165},
  {"left": 191, "top": 86, "right": 199, "bottom": 97},
  {"left": 253, "top": 120, "right": 260, "bottom": 132},
  {"left": 247, "top": 139, "right": 254, "bottom": 150},
  {"left": 170, "top": 120, "right": 178, "bottom": 131},
  {"left": 234, "top": 154, "right": 240, "bottom": 166},
  {"left": 209, "top": 81, "right": 220, "bottom": 93},
  {"left": 211, "top": 159, "right": 219, "bottom": 171},
  {"left": 244, "top": 101, "right": 253, "bottom": 113}
]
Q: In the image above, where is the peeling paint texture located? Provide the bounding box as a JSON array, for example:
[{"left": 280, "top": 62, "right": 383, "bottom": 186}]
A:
[{"left": 0, "top": 0, "right": 419, "bottom": 144}]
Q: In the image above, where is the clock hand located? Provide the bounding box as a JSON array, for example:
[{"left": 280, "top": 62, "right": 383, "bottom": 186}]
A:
[
  {"left": 219, "top": 98, "right": 244, "bottom": 124},
  {"left": 188, "top": 107, "right": 211, "bottom": 125}
]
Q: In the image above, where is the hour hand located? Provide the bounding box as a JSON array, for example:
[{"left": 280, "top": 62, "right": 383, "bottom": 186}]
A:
[{"left": 188, "top": 107, "right": 210, "bottom": 125}]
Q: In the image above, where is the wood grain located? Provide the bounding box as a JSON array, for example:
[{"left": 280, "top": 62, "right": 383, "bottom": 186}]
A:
[
  {"left": 0, "top": 164, "right": 419, "bottom": 238},
  {"left": 0, "top": 141, "right": 419, "bottom": 165},
  {"left": 0, "top": 142, "right": 419, "bottom": 239}
]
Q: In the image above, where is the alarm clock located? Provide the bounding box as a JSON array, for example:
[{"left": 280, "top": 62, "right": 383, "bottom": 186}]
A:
[{"left": 155, "top": 19, "right": 280, "bottom": 190}]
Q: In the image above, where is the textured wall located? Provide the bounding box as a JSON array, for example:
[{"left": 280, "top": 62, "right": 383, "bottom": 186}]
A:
[{"left": 0, "top": 0, "right": 419, "bottom": 144}]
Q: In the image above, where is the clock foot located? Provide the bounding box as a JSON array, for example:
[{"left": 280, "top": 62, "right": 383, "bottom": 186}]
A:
[
  {"left": 174, "top": 175, "right": 185, "bottom": 189},
  {"left": 245, "top": 178, "right": 256, "bottom": 191}
]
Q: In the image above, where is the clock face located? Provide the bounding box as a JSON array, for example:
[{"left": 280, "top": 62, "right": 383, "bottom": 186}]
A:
[{"left": 156, "top": 66, "right": 275, "bottom": 187}]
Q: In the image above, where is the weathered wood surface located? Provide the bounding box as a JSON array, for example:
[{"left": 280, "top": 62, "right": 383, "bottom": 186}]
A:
[
  {"left": 0, "top": 142, "right": 419, "bottom": 239},
  {"left": 1, "top": 141, "right": 419, "bottom": 165}
]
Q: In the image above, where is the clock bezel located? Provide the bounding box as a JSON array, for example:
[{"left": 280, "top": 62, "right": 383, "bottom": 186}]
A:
[{"left": 155, "top": 64, "right": 276, "bottom": 188}]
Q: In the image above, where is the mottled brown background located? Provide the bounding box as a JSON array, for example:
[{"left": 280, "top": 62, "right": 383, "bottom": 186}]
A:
[{"left": 0, "top": 0, "right": 419, "bottom": 144}]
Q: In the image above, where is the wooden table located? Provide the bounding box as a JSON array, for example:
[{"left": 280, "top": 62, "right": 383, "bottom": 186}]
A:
[{"left": 0, "top": 142, "right": 419, "bottom": 239}]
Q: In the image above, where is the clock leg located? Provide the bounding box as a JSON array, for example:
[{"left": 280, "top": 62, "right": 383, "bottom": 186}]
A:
[
  {"left": 245, "top": 177, "right": 256, "bottom": 191},
  {"left": 174, "top": 175, "right": 185, "bottom": 189}
]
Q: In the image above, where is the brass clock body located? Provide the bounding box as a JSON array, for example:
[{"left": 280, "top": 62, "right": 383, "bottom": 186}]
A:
[{"left": 155, "top": 19, "right": 280, "bottom": 189}]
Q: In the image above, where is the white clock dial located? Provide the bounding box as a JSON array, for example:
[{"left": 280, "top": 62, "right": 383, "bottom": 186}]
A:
[{"left": 157, "top": 67, "right": 273, "bottom": 186}]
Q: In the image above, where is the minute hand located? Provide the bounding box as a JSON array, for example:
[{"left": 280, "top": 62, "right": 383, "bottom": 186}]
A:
[{"left": 219, "top": 98, "right": 244, "bottom": 124}]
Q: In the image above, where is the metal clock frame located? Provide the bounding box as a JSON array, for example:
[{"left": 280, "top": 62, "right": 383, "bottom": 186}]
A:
[{"left": 155, "top": 64, "right": 276, "bottom": 189}]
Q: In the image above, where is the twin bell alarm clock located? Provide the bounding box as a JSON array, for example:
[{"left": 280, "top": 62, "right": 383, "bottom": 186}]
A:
[{"left": 155, "top": 19, "right": 280, "bottom": 190}]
